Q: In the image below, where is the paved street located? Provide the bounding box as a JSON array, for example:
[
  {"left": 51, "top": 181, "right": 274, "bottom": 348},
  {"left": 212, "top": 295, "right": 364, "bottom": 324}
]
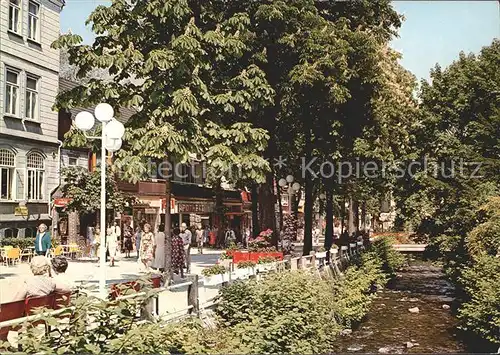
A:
[{"left": 0, "top": 249, "right": 223, "bottom": 318}]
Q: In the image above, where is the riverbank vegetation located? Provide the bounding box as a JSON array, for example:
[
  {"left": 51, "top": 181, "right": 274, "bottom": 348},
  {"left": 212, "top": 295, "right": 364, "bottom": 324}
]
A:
[
  {"left": 1, "top": 239, "right": 403, "bottom": 354},
  {"left": 395, "top": 40, "right": 500, "bottom": 348}
]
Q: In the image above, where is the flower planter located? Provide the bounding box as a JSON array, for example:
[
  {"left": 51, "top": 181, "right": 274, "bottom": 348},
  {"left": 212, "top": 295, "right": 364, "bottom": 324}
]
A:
[
  {"left": 249, "top": 252, "right": 283, "bottom": 263},
  {"left": 257, "top": 262, "right": 277, "bottom": 272},
  {"left": 218, "top": 258, "right": 232, "bottom": 269},
  {"left": 232, "top": 251, "right": 250, "bottom": 263},
  {"left": 204, "top": 273, "right": 226, "bottom": 286},
  {"left": 357, "top": 241, "right": 363, "bottom": 246},
  {"left": 349, "top": 243, "right": 356, "bottom": 249},
  {"left": 233, "top": 268, "right": 252, "bottom": 279}
]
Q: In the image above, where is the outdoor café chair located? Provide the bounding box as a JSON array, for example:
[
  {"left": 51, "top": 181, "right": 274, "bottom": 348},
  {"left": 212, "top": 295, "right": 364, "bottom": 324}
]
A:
[
  {"left": 3, "top": 248, "right": 21, "bottom": 266},
  {"left": 20, "top": 248, "right": 33, "bottom": 263}
]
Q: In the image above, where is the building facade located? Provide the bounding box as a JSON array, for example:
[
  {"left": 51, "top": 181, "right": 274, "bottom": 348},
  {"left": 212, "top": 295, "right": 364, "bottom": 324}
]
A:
[{"left": 0, "top": 0, "right": 64, "bottom": 237}]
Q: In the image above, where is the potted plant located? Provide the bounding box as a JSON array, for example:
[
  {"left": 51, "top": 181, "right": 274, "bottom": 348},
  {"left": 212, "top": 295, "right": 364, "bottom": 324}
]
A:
[
  {"left": 218, "top": 251, "right": 233, "bottom": 269},
  {"left": 235, "top": 260, "right": 256, "bottom": 278},
  {"left": 202, "top": 265, "right": 228, "bottom": 286},
  {"left": 256, "top": 256, "right": 278, "bottom": 272},
  {"left": 247, "top": 229, "right": 284, "bottom": 263}
]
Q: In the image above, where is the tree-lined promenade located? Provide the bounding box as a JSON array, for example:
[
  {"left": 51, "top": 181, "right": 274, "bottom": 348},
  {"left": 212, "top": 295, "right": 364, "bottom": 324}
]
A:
[{"left": 42, "top": 0, "right": 499, "bottom": 351}]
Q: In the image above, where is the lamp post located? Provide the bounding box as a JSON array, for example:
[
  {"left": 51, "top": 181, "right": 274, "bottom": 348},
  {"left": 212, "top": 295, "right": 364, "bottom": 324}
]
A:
[
  {"left": 74, "top": 103, "right": 125, "bottom": 299},
  {"left": 278, "top": 175, "right": 301, "bottom": 214}
]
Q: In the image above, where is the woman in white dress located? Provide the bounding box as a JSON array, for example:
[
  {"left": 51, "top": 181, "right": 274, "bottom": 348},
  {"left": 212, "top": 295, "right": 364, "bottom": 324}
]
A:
[{"left": 106, "top": 227, "right": 118, "bottom": 267}]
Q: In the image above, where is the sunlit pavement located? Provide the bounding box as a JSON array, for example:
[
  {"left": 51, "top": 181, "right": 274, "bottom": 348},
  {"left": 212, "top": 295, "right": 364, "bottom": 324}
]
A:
[{"left": 0, "top": 248, "right": 223, "bottom": 316}]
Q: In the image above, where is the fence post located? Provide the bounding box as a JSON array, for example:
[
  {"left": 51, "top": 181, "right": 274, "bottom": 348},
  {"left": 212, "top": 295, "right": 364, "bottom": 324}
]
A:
[
  {"left": 188, "top": 275, "right": 200, "bottom": 318},
  {"left": 309, "top": 251, "right": 316, "bottom": 269},
  {"left": 297, "top": 257, "right": 304, "bottom": 270}
]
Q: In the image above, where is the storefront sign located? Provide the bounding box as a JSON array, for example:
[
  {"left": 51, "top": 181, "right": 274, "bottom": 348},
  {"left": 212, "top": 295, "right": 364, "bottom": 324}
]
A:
[
  {"left": 178, "top": 202, "right": 214, "bottom": 214},
  {"left": 14, "top": 207, "right": 29, "bottom": 216},
  {"left": 144, "top": 208, "right": 157, "bottom": 214},
  {"left": 53, "top": 198, "right": 71, "bottom": 207}
]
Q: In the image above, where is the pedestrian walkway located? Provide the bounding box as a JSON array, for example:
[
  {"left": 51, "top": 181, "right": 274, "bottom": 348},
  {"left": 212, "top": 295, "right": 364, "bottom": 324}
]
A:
[{"left": 0, "top": 249, "right": 223, "bottom": 313}]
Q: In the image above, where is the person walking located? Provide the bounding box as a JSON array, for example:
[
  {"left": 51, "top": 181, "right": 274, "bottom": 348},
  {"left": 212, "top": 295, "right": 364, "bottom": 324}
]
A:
[
  {"left": 196, "top": 224, "right": 204, "bottom": 254},
  {"left": 123, "top": 223, "right": 133, "bottom": 258},
  {"left": 224, "top": 226, "right": 235, "bottom": 248},
  {"left": 134, "top": 226, "right": 142, "bottom": 260},
  {"left": 93, "top": 227, "right": 101, "bottom": 262},
  {"left": 180, "top": 223, "right": 192, "bottom": 273},
  {"left": 106, "top": 227, "right": 118, "bottom": 267},
  {"left": 152, "top": 224, "right": 166, "bottom": 272},
  {"left": 34, "top": 223, "right": 51, "bottom": 256},
  {"left": 171, "top": 228, "right": 185, "bottom": 279},
  {"left": 139, "top": 223, "right": 156, "bottom": 273}
]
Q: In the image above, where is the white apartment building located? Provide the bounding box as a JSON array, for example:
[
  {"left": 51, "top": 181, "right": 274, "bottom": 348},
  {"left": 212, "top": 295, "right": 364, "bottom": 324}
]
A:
[{"left": 0, "top": 0, "right": 64, "bottom": 237}]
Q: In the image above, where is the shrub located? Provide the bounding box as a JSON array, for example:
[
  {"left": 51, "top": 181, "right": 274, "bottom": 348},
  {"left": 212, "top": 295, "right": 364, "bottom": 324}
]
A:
[
  {"left": 370, "top": 237, "right": 406, "bottom": 276},
  {"left": 215, "top": 271, "right": 341, "bottom": 354},
  {"left": 466, "top": 197, "right": 500, "bottom": 259},
  {"left": 202, "top": 265, "right": 227, "bottom": 277},
  {"left": 237, "top": 261, "right": 256, "bottom": 269},
  {"left": 458, "top": 255, "right": 500, "bottom": 345},
  {"left": 257, "top": 256, "right": 277, "bottom": 264},
  {"left": 0, "top": 284, "right": 213, "bottom": 354},
  {"left": 0, "top": 237, "right": 36, "bottom": 250},
  {"left": 334, "top": 252, "right": 386, "bottom": 327}
]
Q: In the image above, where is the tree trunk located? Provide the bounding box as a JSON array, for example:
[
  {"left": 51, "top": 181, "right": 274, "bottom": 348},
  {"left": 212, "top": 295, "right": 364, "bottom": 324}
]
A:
[
  {"left": 251, "top": 183, "right": 259, "bottom": 238},
  {"left": 324, "top": 188, "right": 333, "bottom": 249},
  {"left": 360, "top": 201, "right": 367, "bottom": 232},
  {"left": 276, "top": 179, "right": 284, "bottom": 232},
  {"left": 303, "top": 177, "right": 314, "bottom": 256},
  {"left": 347, "top": 198, "right": 356, "bottom": 235},
  {"left": 258, "top": 172, "right": 277, "bottom": 245},
  {"left": 214, "top": 179, "right": 225, "bottom": 247},
  {"left": 353, "top": 200, "right": 360, "bottom": 233},
  {"left": 163, "top": 177, "right": 172, "bottom": 283}
]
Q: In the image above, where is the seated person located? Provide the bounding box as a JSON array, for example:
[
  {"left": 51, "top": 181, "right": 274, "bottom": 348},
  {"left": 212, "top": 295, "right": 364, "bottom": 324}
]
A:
[
  {"left": 9, "top": 256, "right": 56, "bottom": 302},
  {"left": 50, "top": 256, "right": 75, "bottom": 292}
]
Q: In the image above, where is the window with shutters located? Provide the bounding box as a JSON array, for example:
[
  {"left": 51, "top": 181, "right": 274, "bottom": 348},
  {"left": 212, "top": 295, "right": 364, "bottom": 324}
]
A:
[{"left": 26, "top": 151, "right": 44, "bottom": 200}]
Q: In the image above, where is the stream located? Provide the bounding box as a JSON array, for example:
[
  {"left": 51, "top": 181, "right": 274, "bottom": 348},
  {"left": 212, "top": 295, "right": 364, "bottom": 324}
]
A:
[{"left": 333, "top": 260, "right": 470, "bottom": 353}]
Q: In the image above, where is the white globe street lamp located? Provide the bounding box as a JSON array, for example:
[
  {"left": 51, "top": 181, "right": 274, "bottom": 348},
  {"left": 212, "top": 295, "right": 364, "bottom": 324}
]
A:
[
  {"left": 105, "top": 120, "right": 125, "bottom": 139},
  {"left": 279, "top": 175, "right": 301, "bottom": 215},
  {"left": 74, "top": 111, "right": 95, "bottom": 132},
  {"left": 94, "top": 103, "right": 114, "bottom": 123},
  {"left": 73, "top": 104, "right": 125, "bottom": 299},
  {"left": 105, "top": 137, "right": 123, "bottom": 152}
]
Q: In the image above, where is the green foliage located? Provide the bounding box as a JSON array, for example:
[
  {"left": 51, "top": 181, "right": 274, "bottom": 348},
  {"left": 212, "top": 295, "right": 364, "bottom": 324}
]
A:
[
  {"left": 54, "top": 0, "right": 274, "bottom": 186},
  {"left": 202, "top": 265, "right": 227, "bottom": 277},
  {"left": 215, "top": 272, "right": 341, "bottom": 354},
  {"left": 0, "top": 237, "right": 36, "bottom": 249},
  {"left": 467, "top": 197, "right": 500, "bottom": 259},
  {"left": 370, "top": 237, "right": 406, "bottom": 276},
  {"left": 237, "top": 261, "right": 256, "bottom": 269},
  {"left": 257, "top": 256, "right": 278, "bottom": 264},
  {"left": 458, "top": 255, "right": 500, "bottom": 345},
  {"left": 61, "top": 166, "right": 135, "bottom": 214}
]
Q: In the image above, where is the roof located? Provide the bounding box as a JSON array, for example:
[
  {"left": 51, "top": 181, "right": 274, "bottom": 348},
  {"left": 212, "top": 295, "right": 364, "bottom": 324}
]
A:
[{"left": 58, "top": 78, "right": 136, "bottom": 124}]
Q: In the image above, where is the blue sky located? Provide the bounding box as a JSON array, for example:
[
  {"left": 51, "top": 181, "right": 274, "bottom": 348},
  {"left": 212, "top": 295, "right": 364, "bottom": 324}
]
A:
[{"left": 60, "top": 1, "right": 499, "bottom": 82}]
